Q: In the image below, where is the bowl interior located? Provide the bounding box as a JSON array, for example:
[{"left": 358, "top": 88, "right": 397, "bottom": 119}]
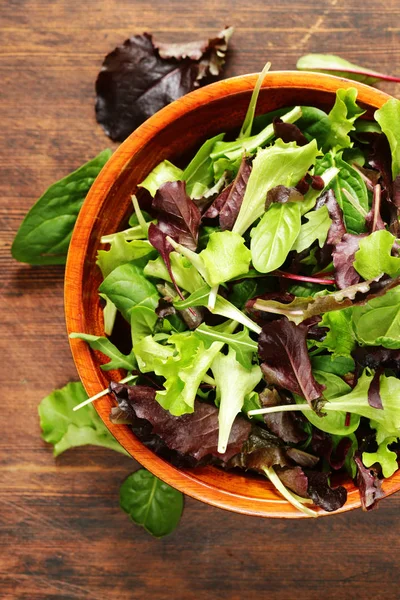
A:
[{"left": 65, "top": 71, "right": 400, "bottom": 518}]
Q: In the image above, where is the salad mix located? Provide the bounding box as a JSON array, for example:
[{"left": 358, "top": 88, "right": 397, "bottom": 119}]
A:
[{"left": 71, "top": 74, "right": 400, "bottom": 516}]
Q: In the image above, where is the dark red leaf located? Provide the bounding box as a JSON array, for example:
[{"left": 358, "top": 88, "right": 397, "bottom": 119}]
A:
[
  {"left": 259, "top": 387, "right": 308, "bottom": 444},
  {"left": 266, "top": 185, "right": 304, "bottom": 210},
  {"left": 203, "top": 182, "right": 233, "bottom": 219},
  {"left": 366, "top": 184, "right": 386, "bottom": 233},
  {"left": 354, "top": 454, "right": 385, "bottom": 510},
  {"left": 229, "top": 427, "right": 295, "bottom": 471},
  {"left": 285, "top": 448, "right": 319, "bottom": 468},
  {"left": 95, "top": 28, "right": 232, "bottom": 142},
  {"left": 109, "top": 382, "right": 250, "bottom": 463},
  {"left": 310, "top": 175, "right": 325, "bottom": 190},
  {"left": 306, "top": 470, "right": 347, "bottom": 512},
  {"left": 311, "top": 429, "right": 352, "bottom": 470},
  {"left": 352, "top": 345, "right": 400, "bottom": 373},
  {"left": 258, "top": 319, "right": 325, "bottom": 406},
  {"left": 367, "top": 367, "right": 384, "bottom": 410},
  {"left": 316, "top": 189, "right": 346, "bottom": 246},
  {"left": 152, "top": 180, "right": 201, "bottom": 251},
  {"left": 148, "top": 223, "right": 185, "bottom": 300},
  {"left": 332, "top": 233, "right": 366, "bottom": 289},
  {"left": 273, "top": 117, "right": 308, "bottom": 146},
  {"left": 277, "top": 466, "right": 309, "bottom": 497}
]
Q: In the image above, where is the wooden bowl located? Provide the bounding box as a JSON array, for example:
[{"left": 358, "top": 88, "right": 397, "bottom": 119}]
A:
[{"left": 65, "top": 71, "right": 400, "bottom": 518}]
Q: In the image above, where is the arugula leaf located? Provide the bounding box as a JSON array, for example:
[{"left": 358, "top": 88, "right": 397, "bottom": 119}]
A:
[
  {"left": 138, "top": 160, "right": 183, "bottom": 197},
  {"left": 38, "top": 382, "right": 128, "bottom": 457},
  {"left": 195, "top": 323, "right": 257, "bottom": 370},
  {"left": 97, "top": 235, "right": 156, "bottom": 278},
  {"left": 354, "top": 230, "right": 400, "bottom": 280},
  {"left": 99, "top": 262, "right": 159, "bottom": 321},
  {"left": 297, "top": 53, "right": 395, "bottom": 85},
  {"left": 317, "top": 308, "right": 356, "bottom": 359},
  {"left": 183, "top": 133, "right": 225, "bottom": 198},
  {"left": 200, "top": 231, "right": 251, "bottom": 286},
  {"left": 250, "top": 203, "right": 302, "bottom": 273},
  {"left": 352, "top": 286, "right": 400, "bottom": 348},
  {"left": 363, "top": 437, "right": 398, "bottom": 478},
  {"left": 232, "top": 139, "right": 320, "bottom": 235},
  {"left": 375, "top": 98, "right": 400, "bottom": 179},
  {"left": 12, "top": 149, "right": 112, "bottom": 265},
  {"left": 291, "top": 205, "right": 332, "bottom": 253},
  {"left": 144, "top": 251, "right": 205, "bottom": 293},
  {"left": 120, "top": 470, "right": 183, "bottom": 537},
  {"left": 69, "top": 333, "right": 137, "bottom": 371},
  {"left": 211, "top": 348, "right": 262, "bottom": 453}
]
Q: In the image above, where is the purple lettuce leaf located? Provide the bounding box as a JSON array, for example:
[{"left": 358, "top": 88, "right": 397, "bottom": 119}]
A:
[
  {"left": 152, "top": 181, "right": 201, "bottom": 251},
  {"left": 311, "top": 429, "right": 353, "bottom": 470},
  {"left": 259, "top": 387, "right": 308, "bottom": 444},
  {"left": 367, "top": 367, "right": 384, "bottom": 410},
  {"left": 273, "top": 117, "right": 308, "bottom": 146},
  {"left": 203, "top": 182, "right": 233, "bottom": 219},
  {"left": 306, "top": 470, "right": 347, "bottom": 512},
  {"left": 276, "top": 466, "right": 309, "bottom": 497},
  {"left": 265, "top": 185, "right": 304, "bottom": 209},
  {"left": 354, "top": 454, "right": 385, "bottom": 510},
  {"left": 96, "top": 28, "right": 232, "bottom": 142},
  {"left": 258, "top": 319, "right": 325, "bottom": 406},
  {"left": 332, "top": 233, "right": 366, "bottom": 289},
  {"left": 316, "top": 189, "right": 346, "bottom": 246},
  {"left": 148, "top": 223, "right": 185, "bottom": 299},
  {"left": 352, "top": 345, "right": 400, "bottom": 372},
  {"left": 109, "top": 382, "right": 250, "bottom": 462}
]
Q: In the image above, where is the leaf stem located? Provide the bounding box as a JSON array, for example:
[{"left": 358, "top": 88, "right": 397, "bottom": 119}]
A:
[
  {"left": 131, "top": 195, "right": 149, "bottom": 235},
  {"left": 273, "top": 270, "right": 336, "bottom": 285},
  {"left": 310, "top": 66, "right": 400, "bottom": 83},
  {"left": 208, "top": 285, "right": 219, "bottom": 310},
  {"left": 73, "top": 374, "right": 137, "bottom": 411},
  {"left": 263, "top": 466, "right": 318, "bottom": 517},
  {"left": 341, "top": 188, "right": 368, "bottom": 219}
]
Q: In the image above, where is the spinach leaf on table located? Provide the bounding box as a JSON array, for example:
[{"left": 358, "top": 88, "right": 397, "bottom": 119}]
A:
[
  {"left": 297, "top": 54, "right": 386, "bottom": 85},
  {"left": 120, "top": 470, "right": 183, "bottom": 538},
  {"left": 12, "top": 149, "right": 112, "bottom": 265}
]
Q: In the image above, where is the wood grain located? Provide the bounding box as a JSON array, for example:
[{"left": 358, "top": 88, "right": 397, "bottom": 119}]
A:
[{"left": 1, "top": 0, "right": 400, "bottom": 598}]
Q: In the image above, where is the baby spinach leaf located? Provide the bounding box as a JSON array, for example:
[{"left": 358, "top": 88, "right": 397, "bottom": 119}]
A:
[
  {"left": 120, "top": 470, "right": 183, "bottom": 538},
  {"left": 318, "top": 308, "right": 356, "bottom": 359},
  {"left": 354, "top": 230, "right": 400, "bottom": 280},
  {"left": 233, "top": 139, "right": 320, "bottom": 235},
  {"left": 291, "top": 205, "right": 331, "bottom": 253},
  {"left": 297, "top": 54, "right": 384, "bottom": 85},
  {"left": 375, "top": 98, "right": 400, "bottom": 179},
  {"left": 250, "top": 203, "right": 302, "bottom": 273},
  {"left": 196, "top": 323, "right": 257, "bottom": 370},
  {"left": 97, "top": 235, "right": 156, "bottom": 278},
  {"left": 228, "top": 279, "right": 258, "bottom": 309},
  {"left": 138, "top": 160, "right": 183, "bottom": 197},
  {"left": 352, "top": 286, "right": 400, "bottom": 348},
  {"left": 211, "top": 348, "right": 262, "bottom": 453},
  {"left": 311, "top": 355, "right": 354, "bottom": 376},
  {"left": 38, "top": 382, "right": 128, "bottom": 457},
  {"left": 200, "top": 230, "right": 251, "bottom": 286},
  {"left": 69, "top": 333, "right": 137, "bottom": 371},
  {"left": 12, "top": 149, "right": 112, "bottom": 265},
  {"left": 130, "top": 306, "right": 160, "bottom": 345},
  {"left": 183, "top": 133, "right": 225, "bottom": 198},
  {"left": 99, "top": 262, "right": 159, "bottom": 321}
]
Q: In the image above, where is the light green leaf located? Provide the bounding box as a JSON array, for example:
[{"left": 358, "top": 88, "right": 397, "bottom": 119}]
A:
[
  {"left": 318, "top": 308, "right": 356, "bottom": 358},
  {"left": 238, "top": 62, "right": 271, "bottom": 139},
  {"left": 363, "top": 437, "right": 398, "bottom": 478},
  {"left": 138, "top": 160, "right": 183, "bottom": 197},
  {"left": 183, "top": 133, "right": 225, "bottom": 198},
  {"left": 195, "top": 323, "right": 257, "bottom": 370},
  {"left": 233, "top": 139, "right": 320, "bottom": 235},
  {"left": 375, "top": 98, "right": 400, "bottom": 179},
  {"left": 144, "top": 251, "right": 205, "bottom": 293},
  {"left": 120, "top": 470, "right": 183, "bottom": 537},
  {"left": 354, "top": 230, "right": 400, "bottom": 280},
  {"left": 250, "top": 203, "right": 302, "bottom": 273},
  {"left": 292, "top": 205, "right": 332, "bottom": 253},
  {"left": 69, "top": 333, "right": 136, "bottom": 371},
  {"left": 38, "top": 382, "right": 128, "bottom": 457},
  {"left": 97, "top": 234, "right": 156, "bottom": 278},
  {"left": 211, "top": 348, "right": 262, "bottom": 453},
  {"left": 12, "top": 149, "right": 112, "bottom": 265},
  {"left": 352, "top": 285, "right": 400, "bottom": 348},
  {"left": 199, "top": 231, "right": 251, "bottom": 286},
  {"left": 99, "top": 293, "right": 117, "bottom": 336},
  {"left": 297, "top": 53, "right": 382, "bottom": 85},
  {"left": 130, "top": 305, "right": 159, "bottom": 345},
  {"left": 324, "top": 88, "right": 365, "bottom": 152}
]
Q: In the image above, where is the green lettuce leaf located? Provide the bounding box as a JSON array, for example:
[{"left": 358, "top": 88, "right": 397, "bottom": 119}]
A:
[
  {"left": 354, "top": 230, "right": 400, "bottom": 280},
  {"left": 362, "top": 437, "right": 398, "bottom": 478},
  {"left": 317, "top": 308, "right": 356, "bottom": 358},
  {"left": 144, "top": 251, "right": 205, "bottom": 293},
  {"left": 38, "top": 382, "right": 128, "bottom": 457},
  {"left": 311, "top": 355, "right": 354, "bottom": 376},
  {"left": 352, "top": 286, "right": 400, "bottom": 348},
  {"left": 195, "top": 323, "right": 257, "bottom": 370},
  {"left": 138, "top": 160, "right": 183, "bottom": 197},
  {"left": 97, "top": 235, "right": 156, "bottom": 278},
  {"left": 99, "top": 293, "right": 118, "bottom": 336},
  {"left": 323, "top": 88, "right": 365, "bottom": 152},
  {"left": 291, "top": 205, "right": 332, "bottom": 253},
  {"left": 183, "top": 133, "right": 225, "bottom": 198},
  {"left": 199, "top": 231, "right": 251, "bottom": 286},
  {"left": 130, "top": 305, "right": 160, "bottom": 345},
  {"left": 375, "top": 98, "right": 400, "bottom": 179},
  {"left": 69, "top": 333, "right": 136, "bottom": 371},
  {"left": 211, "top": 348, "right": 262, "bottom": 453}
]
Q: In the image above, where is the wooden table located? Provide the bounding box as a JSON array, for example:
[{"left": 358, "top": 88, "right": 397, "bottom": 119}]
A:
[{"left": 1, "top": 1, "right": 400, "bottom": 598}]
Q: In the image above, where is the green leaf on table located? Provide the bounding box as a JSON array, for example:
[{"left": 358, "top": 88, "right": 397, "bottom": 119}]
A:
[
  {"left": 211, "top": 348, "right": 262, "bottom": 453},
  {"left": 352, "top": 286, "right": 400, "bottom": 348},
  {"left": 363, "top": 437, "right": 398, "bottom": 478},
  {"left": 144, "top": 251, "right": 205, "bottom": 293},
  {"left": 38, "top": 382, "right": 128, "bottom": 457},
  {"left": 314, "top": 152, "right": 368, "bottom": 233},
  {"left": 120, "top": 470, "right": 183, "bottom": 538},
  {"left": 99, "top": 262, "right": 159, "bottom": 321},
  {"left": 250, "top": 203, "right": 302, "bottom": 273},
  {"left": 199, "top": 231, "right": 251, "bottom": 286},
  {"left": 195, "top": 323, "right": 257, "bottom": 370},
  {"left": 354, "top": 230, "right": 400, "bottom": 280},
  {"left": 291, "top": 205, "right": 332, "bottom": 253},
  {"left": 232, "top": 139, "right": 320, "bottom": 235},
  {"left": 12, "top": 149, "right": 112, "bottom": 265},
  {"left": 69, "top": 333, "right": 136, "bottom": 371},
  {"left": 138, "top": 160, "right": 183, "bottom": 197},
  {"left": 297, "top": 54, "right": 383, "bottom": 85},
  {"left": 317, "top": 308, "right": 356, "bottom": 358},
  {"left": 375, "top": 98, "right": 400, "bottom": 179},
  {"left": 182, "top": 133, "right": 225, "bottom": 198},
  {"left": 97, "top": 234, "right": 157, "bottom": 278}
]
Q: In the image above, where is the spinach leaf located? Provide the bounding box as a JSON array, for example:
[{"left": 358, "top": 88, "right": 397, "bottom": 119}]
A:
[
  {"left": 375, "top": 98, "right": 400, "bottom": 179},
  {"left": 196, "top": 323, "right": 257, "bottom": 370},
  {"left": 99, "top": 262, "right": 159, "bottom": 321},
  {"left": 69, "top": 333, "right": 137, "bottom": 371},
  {"left": 311, "top": 355, "right": 355, "bottom": 376},
  {"left": 352, "top": 286, "right": 400, "bottom": 348},
  {"left": 138, "top": 160, "right": 183, "bottom": 197},
  {"left": 297, "top": 54, "right": 384, "bottom": 85},
  {"left": 120, "top": 470, "right": 183, "bottom": 537},
  {"left": 228, "top": 279, "right": 258, "bottom": 309},
  {"left": 232, "top": 139, "right": 320, "bottom": 235},
  {"left": 99, "top": 293, "right": 118, "bottom": 336},
  {"left": 250, "top": 203, "right": 302, "bottom": 273},
  {"left": 291, "top": 205, "right": 331, "bottom": 253},
  {"left": 354, "top": 230, "right": 400, "bottom": 280},
  {"left": 97, "top": 235, "right": 156, "bottom": 278},
  {"left": 38, "top": 382, "right": 128, "bottom": 457},
  {"left": 12, "top": 149, "right": 112, "bottom": 265}
]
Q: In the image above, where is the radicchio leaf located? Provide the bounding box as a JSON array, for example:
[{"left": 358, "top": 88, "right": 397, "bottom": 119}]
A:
[
  {"left": 276, "top": 466, "right": 309, "bottom": 497},
  {"left": 316, "top": 189, "right": 346, "bottom": 246},
  {"left": 311, "top": 429, "right": 352, "bottom": 470},
  {"left": 259, "top": 387, "right": 308, "bottom": 443},
  {"left": 306, "top": 470, "right": 347, "bottom": 512},
  {"left": 148, "top": 223, "right": 184, "bottom": 299},
  {"left": 273, "top": 117, "right": 308, "bottom": 146},
  {"left": 354, "top": 454, "right": 385, "bottom": 510},
  {"left": 258, "top": 319, "right": 325, "bottom": 406},
  {"left": 110, "top": 382, "right": 250, "bottom": 462},
  {"left": 96, "top": 28, "right": 233, "bottom": 142},
  {"left": 332, "top": 233, "right": 366, "bottom": 289},
  {"left": 152, "top": 181, "right": 201, "bottom": 250},
  {"left": 352, "top": 345, "right": 400, "bottom": 372}
]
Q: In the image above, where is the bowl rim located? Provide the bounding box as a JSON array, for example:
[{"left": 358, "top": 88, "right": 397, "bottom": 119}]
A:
[{"left": 65, "top": 70, "right": 400, "bottom": 518}]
